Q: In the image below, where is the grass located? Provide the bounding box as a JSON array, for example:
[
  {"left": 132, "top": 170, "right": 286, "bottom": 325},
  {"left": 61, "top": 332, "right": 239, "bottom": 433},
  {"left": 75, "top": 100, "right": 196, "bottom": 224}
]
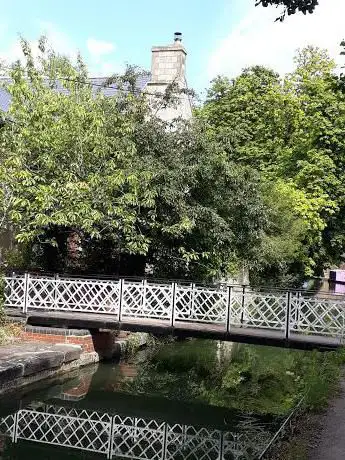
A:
[
  {"left": 0, "top": 273, "right": 23, "bottom": 345},
  {"left": 0, "top": 319, "right": 23, "bottom": 345}
]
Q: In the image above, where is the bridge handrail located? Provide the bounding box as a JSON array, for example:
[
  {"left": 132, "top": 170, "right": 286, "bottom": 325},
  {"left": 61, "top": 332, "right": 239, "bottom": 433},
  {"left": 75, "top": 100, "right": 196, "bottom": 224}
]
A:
[
  {"left": 4, "top": 273, "right": 345, "bottom": 339},
  {"left": 4, "top": 270, "right": 344, "bottom": 298}
]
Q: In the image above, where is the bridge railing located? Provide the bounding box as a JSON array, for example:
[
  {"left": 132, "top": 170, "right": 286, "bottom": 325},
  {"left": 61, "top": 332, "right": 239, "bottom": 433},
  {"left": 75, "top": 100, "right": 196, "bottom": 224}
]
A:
[{"left": 4, "top": 274, "right": 345, "bottom": 339}]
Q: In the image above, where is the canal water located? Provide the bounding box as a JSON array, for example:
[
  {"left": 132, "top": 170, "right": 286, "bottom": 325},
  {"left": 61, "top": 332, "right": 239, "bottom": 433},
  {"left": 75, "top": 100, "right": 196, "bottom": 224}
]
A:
[{"left": 0, "top": 339, "right": 310, "bottom": 459}]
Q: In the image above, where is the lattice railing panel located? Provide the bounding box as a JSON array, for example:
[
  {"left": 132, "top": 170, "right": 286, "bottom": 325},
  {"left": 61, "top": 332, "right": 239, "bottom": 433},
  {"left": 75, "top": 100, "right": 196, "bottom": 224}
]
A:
[
  {"left": 111, "top": 415, "right": 165, "bottom": 460},
  {"left": 0, "top": 414, "right": 15, "bottom": 437},
  {"left": 122, "top": 282, "right": 171, "bottom": 319},
  {"left": 290, "top": 295, "right": 345, "bottom": 336},
  {"left": 43, "top": 404, "right": 112, "bottom": 423},
  {"left": 222, "top": 425, "right": 273, "bottom": 459},
  {"left": 26, "top": 277, "right": 56, "bottom": 308},
  {"left": 4, "top": 276, "right": 26, "bottom": 309},
  {"left": 175, "top": 286, "right": 227, "bottom": 323},
  {"left": 166, "top": 424, "right": 222, "bottom": 460},
  {"left": 26, "top": 277, "right": 119, "bottom": 313},
  {"left": 55, "top": 279, "right": 119, "bottom": 313},
  {"left": 16, "top": 409, "right": 111, "bottom": 454},
  {"left": 230, "top": 289, "right": 287, "bottom": 331}
]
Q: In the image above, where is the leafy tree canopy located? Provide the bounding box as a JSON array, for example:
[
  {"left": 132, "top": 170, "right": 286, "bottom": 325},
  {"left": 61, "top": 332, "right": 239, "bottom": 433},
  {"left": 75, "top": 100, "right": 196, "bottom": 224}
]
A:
[
  {"left": 256, "top": 0, "right": 319, "bottom": 21},
  {"left": 0, "top": 36, "right": 270, "bottom": 281},
  {"left": 199, "top": 45, "right": 345, "bottom": 282}
]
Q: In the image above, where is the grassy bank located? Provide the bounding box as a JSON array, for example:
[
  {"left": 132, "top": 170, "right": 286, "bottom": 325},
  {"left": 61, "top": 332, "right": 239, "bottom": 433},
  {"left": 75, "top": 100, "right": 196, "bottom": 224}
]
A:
[
  {"left": 0, "top": 320, "right": 22, "bottom": 345},
  {"left": 0, "top": 276, "right": 22, "bottom": 345}
]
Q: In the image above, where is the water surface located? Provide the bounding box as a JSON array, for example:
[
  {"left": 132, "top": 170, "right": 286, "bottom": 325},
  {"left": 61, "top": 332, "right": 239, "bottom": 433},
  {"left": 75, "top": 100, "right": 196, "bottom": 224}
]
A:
[{"left": 0, "top": 340, "right": 294, "bottom": 459}]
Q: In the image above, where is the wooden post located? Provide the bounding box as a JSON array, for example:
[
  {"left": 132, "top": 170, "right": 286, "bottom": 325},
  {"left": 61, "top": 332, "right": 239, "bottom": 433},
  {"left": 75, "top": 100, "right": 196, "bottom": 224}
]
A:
[{"left": 219, "top": 432, "right": 224, "bottom": 460}]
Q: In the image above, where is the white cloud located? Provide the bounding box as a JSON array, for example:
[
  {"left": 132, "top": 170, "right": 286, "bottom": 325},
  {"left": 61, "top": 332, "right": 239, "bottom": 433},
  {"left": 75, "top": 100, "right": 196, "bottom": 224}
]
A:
[
  {"left": 87, "top": 38, "right": 115, "bottom": 62},
  {"left": 40, "top": 21, "right": 77, "bottom": 58},
  {"left": 0, "top": 23, "right": 120, "bottom": 77},
  {"left": 0, "top": 21, "right": 78, "bottom": 66},
  {"left": 208, "top": 0, "right": 345, "bottom": 80},
  {"left": 86, "top": 38, "right": 118, "bottom": 75},
  {"left": 88, "top": 60, "right": 123, "bottom": 77}
]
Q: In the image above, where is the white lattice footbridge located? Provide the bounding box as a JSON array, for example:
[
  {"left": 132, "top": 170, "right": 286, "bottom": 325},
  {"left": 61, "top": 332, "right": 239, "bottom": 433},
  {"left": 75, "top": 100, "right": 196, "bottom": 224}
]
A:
[{"left": 4, "top": 274, "right": 345, "bottom": 345}]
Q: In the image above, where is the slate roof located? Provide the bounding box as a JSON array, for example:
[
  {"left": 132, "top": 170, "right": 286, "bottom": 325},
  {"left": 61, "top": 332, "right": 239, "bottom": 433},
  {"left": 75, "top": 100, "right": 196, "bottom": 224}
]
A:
[{"left": 0, "top": 74, "right": 151, "bottom": 113}]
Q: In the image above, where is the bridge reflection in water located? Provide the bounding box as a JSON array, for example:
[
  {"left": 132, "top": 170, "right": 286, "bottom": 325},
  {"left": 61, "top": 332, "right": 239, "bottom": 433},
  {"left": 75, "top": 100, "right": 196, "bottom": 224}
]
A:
[{"left": 0, "top": 403, "right": 275, "bottom": 459}]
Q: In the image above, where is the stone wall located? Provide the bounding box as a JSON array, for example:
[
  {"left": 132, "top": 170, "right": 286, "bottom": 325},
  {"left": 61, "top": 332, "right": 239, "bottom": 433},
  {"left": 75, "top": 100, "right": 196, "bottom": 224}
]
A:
[{"left": 21, "top": 325, "right": 148, "bottom": 359}]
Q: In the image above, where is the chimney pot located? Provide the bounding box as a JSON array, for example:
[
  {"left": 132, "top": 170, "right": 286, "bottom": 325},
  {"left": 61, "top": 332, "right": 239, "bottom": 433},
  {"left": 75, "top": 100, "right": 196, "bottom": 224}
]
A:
[{"left": 174, "top": 32, "right": 182, "bottom": 43}]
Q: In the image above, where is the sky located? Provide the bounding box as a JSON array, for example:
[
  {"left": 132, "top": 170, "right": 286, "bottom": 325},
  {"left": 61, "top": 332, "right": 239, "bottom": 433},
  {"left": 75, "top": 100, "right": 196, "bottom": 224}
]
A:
[{"left": 0, "top": 0, "right": 344, "bottom": 98}]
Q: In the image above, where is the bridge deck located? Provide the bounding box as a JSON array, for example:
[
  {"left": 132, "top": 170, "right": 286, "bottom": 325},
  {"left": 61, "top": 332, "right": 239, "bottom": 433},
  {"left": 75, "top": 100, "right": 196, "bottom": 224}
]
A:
[{"left": 12, "top": 309, "right": 343, "bottom": 350}]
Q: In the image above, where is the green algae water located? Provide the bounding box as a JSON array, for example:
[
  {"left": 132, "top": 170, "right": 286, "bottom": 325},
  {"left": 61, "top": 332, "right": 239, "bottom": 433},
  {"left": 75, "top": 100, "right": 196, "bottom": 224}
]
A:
[{"left": 0, "top": 339, "right": 340, "bottom": 459}]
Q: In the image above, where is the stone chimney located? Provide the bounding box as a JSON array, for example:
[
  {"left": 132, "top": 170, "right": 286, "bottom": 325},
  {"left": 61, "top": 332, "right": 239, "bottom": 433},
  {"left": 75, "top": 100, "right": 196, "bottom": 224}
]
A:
[
  {"left": 146, "top": 33, "right": 192, "bottom": 121},
  {"left": 150, "top": 32, "right": 187, "bottom": 85}
]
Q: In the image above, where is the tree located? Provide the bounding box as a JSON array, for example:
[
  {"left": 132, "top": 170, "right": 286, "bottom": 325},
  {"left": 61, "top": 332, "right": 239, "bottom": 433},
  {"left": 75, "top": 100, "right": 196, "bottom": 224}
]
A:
[
  {"left": 199, "top": 46, "right": 345, "bottom": 283},
  {"left": 0, "top": 38, "right": 157, "bottom": 268},
  {"left": 256, "top": 0, "right": 319, "bottom": 21},
  {"left": 0, "top": 37, "right": 269, "bottom": 281}
]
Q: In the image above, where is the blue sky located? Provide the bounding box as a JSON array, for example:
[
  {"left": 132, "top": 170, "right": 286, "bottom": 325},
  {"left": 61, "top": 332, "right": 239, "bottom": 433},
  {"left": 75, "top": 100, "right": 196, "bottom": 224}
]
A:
[{"left": 0, "top": 0, "right": 344, "bottom": 96}]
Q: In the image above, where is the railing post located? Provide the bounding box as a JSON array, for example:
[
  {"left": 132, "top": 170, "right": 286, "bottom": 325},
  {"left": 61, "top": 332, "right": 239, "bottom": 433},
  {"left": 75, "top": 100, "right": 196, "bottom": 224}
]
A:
[
  {"left": 170, "top": 282, "right": 177, "bottom": 328},
  {"left": 240, "top": 285, "right": 246, "bottom": 326},
  {"left": 162, "top": 422, "right": 168, "bottom": 460},
  {"left": 53, "top": 274, "right": 59, "bottom": 309},
  {"left": 285, "top": 291, "right": 291, "bottom": 340},
  {"left": 107, "top": 414, "right": 115, "bottom": 459},
  {"left": 23, "top": 273, "right": 30, "bottom": 314},
  {"left": 296, "top": 291, "right": 301, "bottom": 331},
  {"left": 142, "top": 279, "right": 147, "bottom": 313},
  {"left": 118, "top": 279, "right": 124, "bottom": 322},
  {"left": 219, "top": 431, "right": 224, "bottom": 460},
  {"left": 12, "top": 410, "right": 20, "bottom": 443},
  {"left": 190, "top": 283, "right": 195, "bottom": 319},
  {"left": 226, "top": 285, "right": 232, "bottom": 334}
]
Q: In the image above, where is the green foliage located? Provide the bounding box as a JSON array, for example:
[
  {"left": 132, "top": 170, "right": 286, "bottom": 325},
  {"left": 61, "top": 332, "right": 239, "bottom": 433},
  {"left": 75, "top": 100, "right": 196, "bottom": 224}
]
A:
[
  {"left": 124, "top": 333, "right": 149, "bottom": 357},
  {"left": 126, "top": 340, "right": 344, "bottom": 416},
  {"left": 256, "top": 0, "right": 319, "bottom": 21},
  {"left": 0, "top": 38, "right": 153, "bottom": 254},
  {"left": 3, "top": 37, "right": 344, "bottom": 284},
  {"left": 0, "top": 36, "right": 270, "bottom": 281},
  {"left": 151, "top": 340, "right": 218, "bottom": 377},
  {"left": 199, "top": 46, "right": 345, "bottom": 283}
]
